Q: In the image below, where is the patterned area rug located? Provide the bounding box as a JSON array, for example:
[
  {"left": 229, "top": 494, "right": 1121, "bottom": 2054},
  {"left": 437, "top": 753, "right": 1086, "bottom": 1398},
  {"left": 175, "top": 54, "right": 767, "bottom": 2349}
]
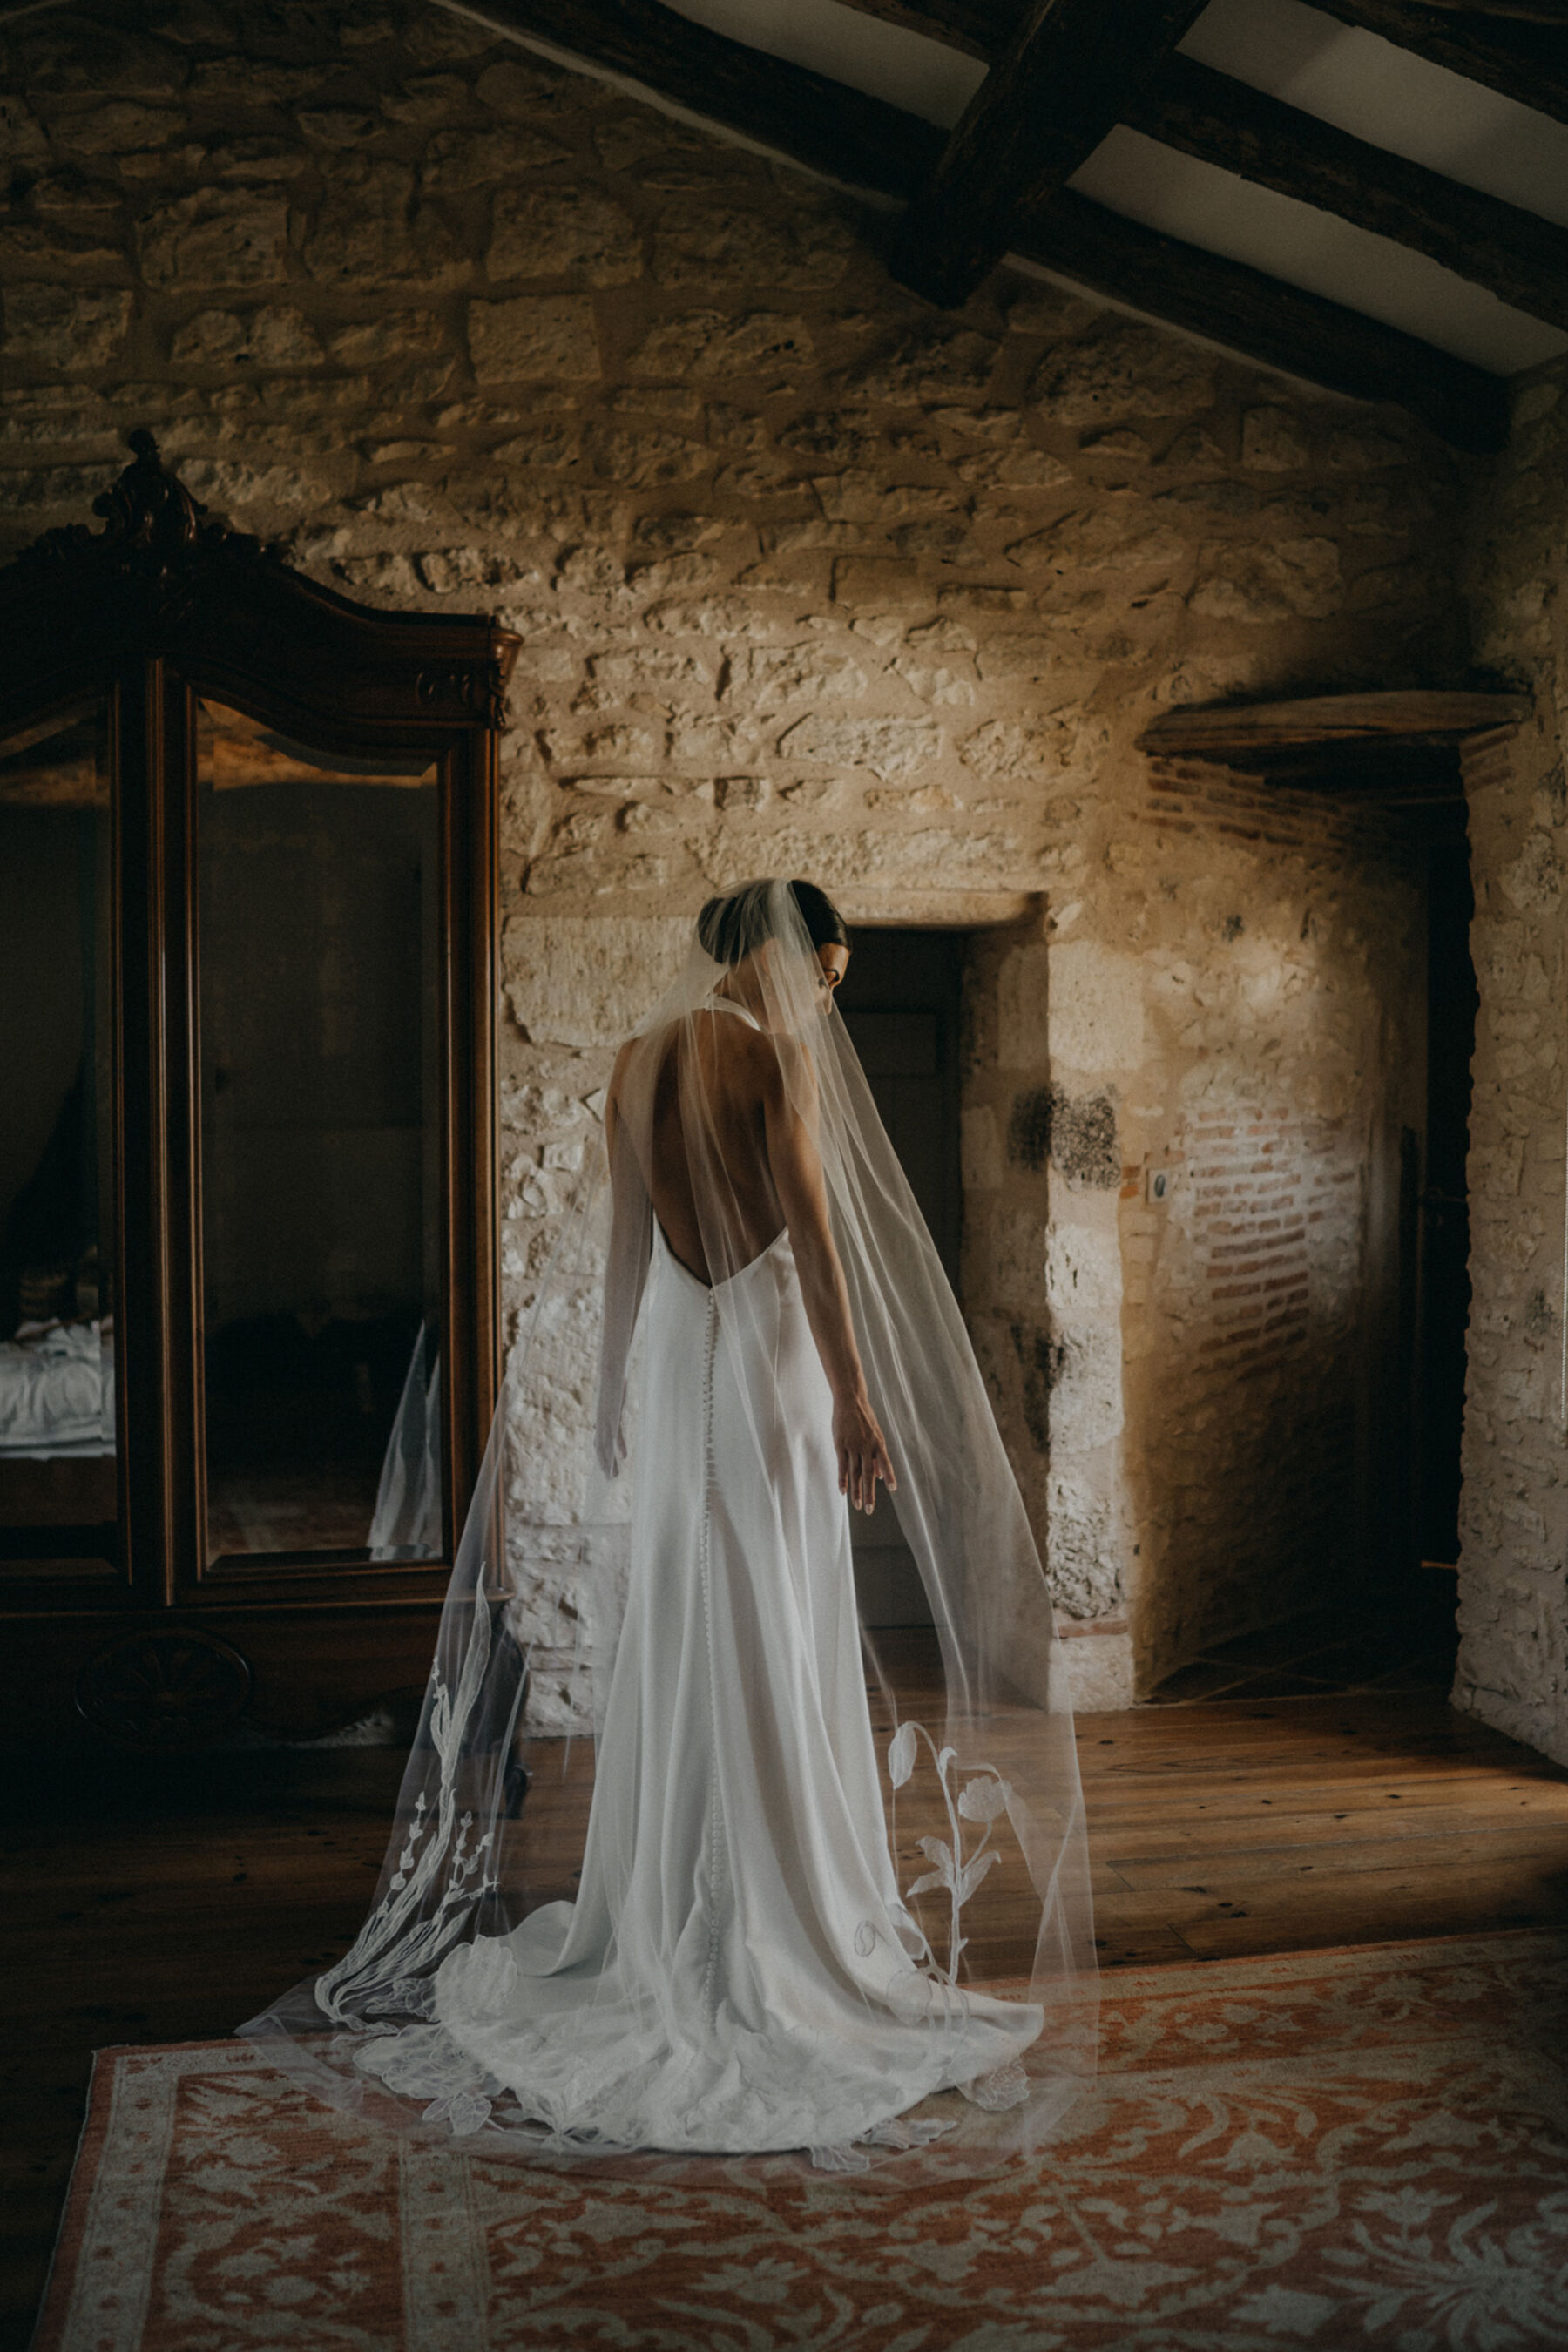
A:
[{"left": 33, "top": 1932, "right": 1568, "bottom": 2351}]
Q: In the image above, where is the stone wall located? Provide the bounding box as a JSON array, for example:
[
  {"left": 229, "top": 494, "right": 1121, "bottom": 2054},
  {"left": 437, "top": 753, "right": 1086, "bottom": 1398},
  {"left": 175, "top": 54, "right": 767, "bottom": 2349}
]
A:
[
  {"left": 0, "top": 0, "right": 1470, "bottom": 1712},
  {"left": 1456, "top": 355, "right": 1568, "bottom": 1767}
]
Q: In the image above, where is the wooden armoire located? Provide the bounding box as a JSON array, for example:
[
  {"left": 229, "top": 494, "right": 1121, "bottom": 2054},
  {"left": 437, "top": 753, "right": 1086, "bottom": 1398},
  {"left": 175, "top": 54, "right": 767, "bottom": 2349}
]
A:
[{"left": 0, "top": 434, "right": 518, "bottom": 1747}]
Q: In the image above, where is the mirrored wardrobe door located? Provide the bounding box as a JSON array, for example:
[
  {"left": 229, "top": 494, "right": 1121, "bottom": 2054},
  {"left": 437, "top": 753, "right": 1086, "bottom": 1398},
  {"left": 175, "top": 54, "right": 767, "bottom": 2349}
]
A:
[
  {"left": 0, "top": 700, "right": 119, "bottom": 1579},
  {"left": 194, "top": 696, "right": 444, "bottom": 1571}
]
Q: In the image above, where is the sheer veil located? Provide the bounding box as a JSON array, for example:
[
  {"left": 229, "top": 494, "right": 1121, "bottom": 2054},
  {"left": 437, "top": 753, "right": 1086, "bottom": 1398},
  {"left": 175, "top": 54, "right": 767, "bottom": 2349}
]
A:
[{"left": 241, "top": 879, "right": 1097, "bottom": 2177}]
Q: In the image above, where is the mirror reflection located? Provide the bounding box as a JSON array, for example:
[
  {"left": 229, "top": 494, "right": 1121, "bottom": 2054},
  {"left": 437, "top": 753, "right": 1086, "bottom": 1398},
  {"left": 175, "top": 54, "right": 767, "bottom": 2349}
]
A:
[
  {"left": 0, "top": 703, "right": 117, "bottom": 1567},
  {"left": 197, "top": 699, "right": 443, "bottom": 1565}
]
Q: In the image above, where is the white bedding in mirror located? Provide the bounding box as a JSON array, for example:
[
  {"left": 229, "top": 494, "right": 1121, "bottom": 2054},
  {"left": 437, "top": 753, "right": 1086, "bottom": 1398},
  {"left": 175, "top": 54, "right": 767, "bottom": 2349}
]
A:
[{"left": 0, "top": 1321, "right": 114, "bottom": 1456}]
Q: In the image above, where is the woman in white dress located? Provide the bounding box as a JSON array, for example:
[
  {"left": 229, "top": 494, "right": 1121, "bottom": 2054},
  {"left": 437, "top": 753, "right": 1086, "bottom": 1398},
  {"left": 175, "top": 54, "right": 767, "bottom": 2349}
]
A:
[{"left": 246, "top": 879, "right": 1096, "bottom": 2175}]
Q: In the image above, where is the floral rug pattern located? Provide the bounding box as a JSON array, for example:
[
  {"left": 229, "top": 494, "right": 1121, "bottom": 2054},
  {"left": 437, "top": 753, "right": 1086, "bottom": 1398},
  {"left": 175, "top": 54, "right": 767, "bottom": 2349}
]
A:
[{"left": 34, "top": 1931, "right": 1568, "bottom": 2350}]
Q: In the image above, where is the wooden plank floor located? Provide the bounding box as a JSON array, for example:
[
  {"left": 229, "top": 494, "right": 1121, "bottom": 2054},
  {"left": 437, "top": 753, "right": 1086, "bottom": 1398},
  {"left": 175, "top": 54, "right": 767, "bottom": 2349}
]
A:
[{"left": 5, "top": 1686, "right": 1568, "bottom": 2349}]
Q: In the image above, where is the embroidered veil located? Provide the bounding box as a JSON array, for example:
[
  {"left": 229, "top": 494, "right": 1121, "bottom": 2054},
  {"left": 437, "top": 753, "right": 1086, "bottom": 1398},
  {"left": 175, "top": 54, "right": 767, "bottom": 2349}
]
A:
[{"left": 242, "top": 879, "right": 1097, "bottom": 2177}]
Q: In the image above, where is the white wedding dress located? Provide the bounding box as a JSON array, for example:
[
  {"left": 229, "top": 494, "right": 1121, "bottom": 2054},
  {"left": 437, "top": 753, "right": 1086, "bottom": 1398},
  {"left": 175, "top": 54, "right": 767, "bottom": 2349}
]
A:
[
  {"left": 260, "top": 885, "right": 1095, "bottom": 2174},
  {"left": 409, "top": 1219, "right": 1042, "bottom": 2159}
]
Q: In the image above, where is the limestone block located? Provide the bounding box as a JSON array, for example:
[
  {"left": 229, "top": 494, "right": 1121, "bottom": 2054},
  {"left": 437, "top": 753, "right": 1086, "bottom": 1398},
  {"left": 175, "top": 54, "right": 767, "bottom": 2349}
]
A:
[
  {"left": 490, "top": 184, "right": 643, "bottom": 286},
  {"left": 327, "top": 310, "right": 443, "bottom": 365},
  {"left": 1049, "top": 940, "right": 1144, "bottom": 1074},
  {"left": 1500, "top": 832, "right": 1562, "bottom": 912},
  {"left": 630, "top": 513, "right": 727, "bottom": 556},
  {"left": 814, "top": 473, "right": 953, "bottom": 524},
  {"left": 303, "top": 160, "right": 464, "bottom": 287},
  {"left": 0, "top": 463, "right": 118, "bottom": 512},
  {"left": 382, "top": 74, "right": 469, "bottom": 127},
  {"left": 177, "top": 456, "right": 336, "bottom": 511},
  {"left": 1082, "top": 429, "right": 1152, "bottom": 463},
  {"left": 522, "top": 1659, "right": 598, "bottom": 1734},
  {"left": 1156, "top": 422, "right": 1227, "bottom": 469},
  {"left": 830, "top": 558, "right": 927, "bottom": 609},
  {"left": 593, "top": 114, "right": 720, "bottom": 172},
  {"left": 29, "top": 169, "right": 124, "bottom": 223},
  {"left": 1046, "top": 1470, "right": 1121, "bottom": 1618},
  {"left": 1006, "top": 507, "right": 1186, "bottom": 575},
  {"left": 1324, "top": 423, "right": 1409, "bottom": 472},
  {"left": 776, "top": 713, "right": 940, "bottom": 784},
  {"left": 1033, "top": 324, "right": 1215, "bottom": 424},
  {"left": 1241, "top": 406, "right": 1310, "bottom": 470},
  {"left": 591, "top": 425, "right": 707, "bottom": 487},
  {"left": 470, "top": 295, "right": 601, "bottom": 384},
  {"left": 0, "top": 389, "right": 118, "bottom": 447},
  {"left": 778, "top": 414, "right": 885, "bottom": 467},
  {"left": 713, "top": 775, "right": 769, "bottom": 811},
  {"left": 1000, "top": 277, "right": 1103, "bottom": 340},
  {"left": 1061, "top": 1630, "right": 1135, "bottom": 1711},
  {"left": 835, "top": 328, "right": 998, "bottom": 405},
  {"left": 171, "top": 305, "right": 322, "bottom": 368},
  {"left": 987, "top": 449, "right": 1085, "bottom": 498},
  {"left": 1047, "top": 1220, "right": 1122, "bottom": 1327},
  {"left": 590, "top": 645, "right": 716, "bottom": 697},
  {"left": 725, "top": 645, "right": 867, "bottom": 713},
  {"left": 983, "top": 1209, "right": 1049, "bottom": 1315},
  {"left": 138, "top": 189, "right": 288, "bottom": 288},
  {"left": 0, "top": 222, "right": 125, "bottom": 275},
  {"left": 891, "top": 657, "right": 974, "bottom": 707},
  {"left": 1346, "top": 561, "right": 1429, "bottom": 612},
  {"left": 297, "top": 107, "right": 381, "bottom": 147},
  {"left": 961, "top": 1105, "right": 1003, "bottom": 1191},
  {"left": 1154, "top": 479, "right": 1255, "bottom": 517},
  {"left": 1188, "top": 537, "right": 1343, "bottom": 623},
  {"left": 187, "top": 56, "right": 329, "bottom": 103},
  {"left": 1045, "top": 1318, "right": 1124, "bottom": 1453},
  {"left": 0, "top": 96, "right": 50, "bottom": 166},
  {"left": 3, "top": 287, "right": 133, "bottom": 370},
  {"left": 476, "top": 59, "right": 578, "bottom": 119},
  {"left": 504, "top": 914, "right": 692, "bottom": 1046},
  {"left": 961, "top": 718, "right": 1072, "bottom": 787},
  {"left": 996, "top": 943, "right": 1050, "bottom": 1070},
  {"left": 628, "top": 310, "right": 815, "bottom": 381},
  {"left": 652, "top": 196, "right": 855, "bottom": 291},
  {"left": 487, "top": 424, "right": 581, "bottom": 475},
  {"left": 426, "top": 123, "right": 576, "bottom": 189}
]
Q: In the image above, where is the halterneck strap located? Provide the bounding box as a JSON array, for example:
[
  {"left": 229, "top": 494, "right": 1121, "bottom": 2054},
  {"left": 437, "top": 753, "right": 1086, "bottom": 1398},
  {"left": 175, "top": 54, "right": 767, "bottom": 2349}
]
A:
[{"left": 708, "top": 995, "right": 763, "bottom": 1034}]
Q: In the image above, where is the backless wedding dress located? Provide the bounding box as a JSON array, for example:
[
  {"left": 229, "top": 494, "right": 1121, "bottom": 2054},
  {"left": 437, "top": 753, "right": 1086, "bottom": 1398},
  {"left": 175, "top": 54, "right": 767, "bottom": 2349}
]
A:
[{"left": 244, "top": 881, "right": 1097, "bottom": 2177}]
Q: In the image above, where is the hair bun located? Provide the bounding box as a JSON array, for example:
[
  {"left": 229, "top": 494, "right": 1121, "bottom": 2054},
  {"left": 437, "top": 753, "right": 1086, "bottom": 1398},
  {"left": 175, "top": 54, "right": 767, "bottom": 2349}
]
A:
[{"left": 696, "top": 878, "right": 849, "bottom": 966}]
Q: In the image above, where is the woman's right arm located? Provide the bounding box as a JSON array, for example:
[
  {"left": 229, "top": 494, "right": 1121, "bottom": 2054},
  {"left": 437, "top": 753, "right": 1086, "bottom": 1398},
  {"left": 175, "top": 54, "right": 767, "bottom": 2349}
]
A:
[{"left": 761, "top": 1047, "right": 896, "bottom": 1515}]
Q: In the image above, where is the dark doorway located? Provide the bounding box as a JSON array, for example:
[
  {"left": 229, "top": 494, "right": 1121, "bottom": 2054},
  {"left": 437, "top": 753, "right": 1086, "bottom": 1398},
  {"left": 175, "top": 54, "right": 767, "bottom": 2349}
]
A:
[
  {"left": 1153, "top": 782, "right": 1471, "bottom": 1706},
  {"left": 835, "top": 929, "right": 965, "bottom": 1625}
]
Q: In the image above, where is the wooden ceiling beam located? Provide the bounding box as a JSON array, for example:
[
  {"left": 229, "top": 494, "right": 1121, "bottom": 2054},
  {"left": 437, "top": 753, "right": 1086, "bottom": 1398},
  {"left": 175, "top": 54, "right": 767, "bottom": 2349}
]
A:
[
  {"left": 453, "top": 0, "right": 1509, "bottom": 450},
  {"left": 1309, "top": 0, "right": 1568, "bottom": 125},
  {"left": 887, "top": 0, "right": 1213, "bottom": 308},
  {"left": 456, "top": 0, "right": 943, "bottom": 197},
  {"left": 1126, "top": 54, "right": 1568, "bottom": 334},
  {"left": 1018, "top": 193, "right": 1511, "bottom": 451}
]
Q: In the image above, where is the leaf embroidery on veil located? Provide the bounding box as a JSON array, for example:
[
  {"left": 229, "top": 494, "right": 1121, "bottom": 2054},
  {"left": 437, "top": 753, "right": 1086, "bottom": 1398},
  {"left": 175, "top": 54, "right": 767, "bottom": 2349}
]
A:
[
  {"left": 883, "top": 1720, "right": 1012, "bottom": 1987},
  {"left": 852, "top": 1723, "right": 1031, "bottom": 2112},
  {"left": 316, "top": 1596, "right": 501, "bottom": 2027}
]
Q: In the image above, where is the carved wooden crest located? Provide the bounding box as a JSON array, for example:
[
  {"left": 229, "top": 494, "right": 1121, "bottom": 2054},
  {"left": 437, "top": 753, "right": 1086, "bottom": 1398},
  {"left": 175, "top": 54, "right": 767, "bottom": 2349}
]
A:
[
  {"left": 0, "top": 430, "right": 519, "bottom": 740},
  {"left": 8, "top": 429, "right": 274, "bottom": 652}
]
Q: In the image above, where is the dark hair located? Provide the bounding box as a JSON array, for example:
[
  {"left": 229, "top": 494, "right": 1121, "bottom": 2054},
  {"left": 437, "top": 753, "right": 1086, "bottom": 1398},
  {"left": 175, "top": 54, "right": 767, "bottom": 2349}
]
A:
[{"left": 697, "top": 878, "right": 850, "bottom": 966}]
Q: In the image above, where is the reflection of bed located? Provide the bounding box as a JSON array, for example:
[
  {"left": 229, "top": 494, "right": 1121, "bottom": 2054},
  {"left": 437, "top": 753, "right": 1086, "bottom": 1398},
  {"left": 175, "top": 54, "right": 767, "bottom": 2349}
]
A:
[
  {"left": 0, "top": 1321, "right": 116, "bottom": 1536},
  {"left": 0, "top": 1320, "right": 114, "bottom": 1456}
]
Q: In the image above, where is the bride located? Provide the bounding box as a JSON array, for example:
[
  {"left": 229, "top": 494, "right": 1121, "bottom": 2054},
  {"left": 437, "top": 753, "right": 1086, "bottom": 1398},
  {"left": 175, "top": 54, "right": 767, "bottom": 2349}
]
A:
[{"left": 245, "top": 878, "right": 1096, "bottom": 2174}]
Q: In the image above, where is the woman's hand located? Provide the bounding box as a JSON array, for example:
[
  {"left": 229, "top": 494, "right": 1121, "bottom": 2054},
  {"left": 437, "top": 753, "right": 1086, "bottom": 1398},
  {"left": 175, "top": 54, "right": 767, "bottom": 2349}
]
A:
[{"left": 833, "top": 1391, "right": 897, "bottom": 1515}]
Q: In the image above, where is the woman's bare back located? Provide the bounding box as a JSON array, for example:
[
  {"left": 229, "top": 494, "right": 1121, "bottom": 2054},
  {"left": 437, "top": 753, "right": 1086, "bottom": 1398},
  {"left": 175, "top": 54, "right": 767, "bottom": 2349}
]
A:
[{"left": 623, "top": 1009, "right": 785, "bottom": 1287}]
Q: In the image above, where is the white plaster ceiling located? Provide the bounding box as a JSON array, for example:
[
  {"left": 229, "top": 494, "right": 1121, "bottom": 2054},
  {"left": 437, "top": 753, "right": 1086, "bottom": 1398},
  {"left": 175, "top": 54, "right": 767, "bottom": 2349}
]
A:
[{"left": 658, "top": 0, "right": 1568, "bottom": 374}]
